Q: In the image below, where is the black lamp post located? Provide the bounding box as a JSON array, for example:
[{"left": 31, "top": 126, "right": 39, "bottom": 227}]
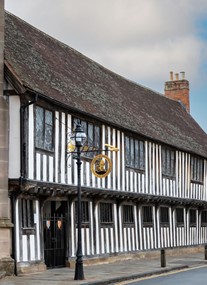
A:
[{"left": 73, "top": 122, "right": 86, "bottom": 280}]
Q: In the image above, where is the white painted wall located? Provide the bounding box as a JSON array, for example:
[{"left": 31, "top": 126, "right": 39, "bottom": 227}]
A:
[{"left": 9, "top": 96, "right": 20, "bottom": 178}]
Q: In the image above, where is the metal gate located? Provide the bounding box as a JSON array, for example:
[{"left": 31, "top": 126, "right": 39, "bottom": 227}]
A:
[{"left": 43, "top": 214, "right": 66, "bottom": 268}]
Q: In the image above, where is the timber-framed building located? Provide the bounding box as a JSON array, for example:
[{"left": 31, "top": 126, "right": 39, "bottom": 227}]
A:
[{"left": 4, "top": 12, "right": 207, "bottom": 274}]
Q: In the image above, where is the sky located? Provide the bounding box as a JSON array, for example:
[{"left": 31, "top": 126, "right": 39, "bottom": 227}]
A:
[{"left": 5, "top": 0, "right": 207, "bottom": 133}]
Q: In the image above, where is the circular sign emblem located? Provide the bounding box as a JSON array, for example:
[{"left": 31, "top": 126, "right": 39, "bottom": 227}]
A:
[{"left": 91, "top": 154, "right": 112, "bottom": 178}]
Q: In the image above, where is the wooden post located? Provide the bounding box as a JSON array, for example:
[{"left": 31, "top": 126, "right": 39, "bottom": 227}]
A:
[{"left": 160, "top": 249, "right": 166, "bottom": 267}]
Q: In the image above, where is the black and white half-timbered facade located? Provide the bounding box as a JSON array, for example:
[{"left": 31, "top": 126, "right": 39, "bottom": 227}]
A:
[{"left": 4, "top": 12, "right": 207, "bottom": 274}]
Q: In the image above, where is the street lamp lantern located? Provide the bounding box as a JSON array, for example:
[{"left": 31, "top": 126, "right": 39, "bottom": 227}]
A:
[
  {"left": 73, "top": 123, "right": 86, "bottom": 147},
  {"left": 73, "top": 121, "right": 86, "bottom": 280}
]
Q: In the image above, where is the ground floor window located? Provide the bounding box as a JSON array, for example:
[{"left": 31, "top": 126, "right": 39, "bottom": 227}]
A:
[
  {"left": 201, "top": 210, "right": 207, "bottom": 226},
  {"left": 75, "top": 201, "right": 90, "bottom": 225},
  {"left": 189, "top": 209, "right": 196, "bottom": 227},
  {"left": 123, "top": 205, "right": 134, "bottom": 224},
  {"left": 100, "top": 202, "right": 113, "bottom": 224},
  {"left": 21, "top": 199, "right": 35, "bottom": 228},
  {"left": 142, "top": 206, "right": 153, "bottom": 227},
  {"left": 176, "top": 208, "right": 184, "bottom": 227},
  {"left": 160, "top": 207, "right": 169, "bottom": 226}
]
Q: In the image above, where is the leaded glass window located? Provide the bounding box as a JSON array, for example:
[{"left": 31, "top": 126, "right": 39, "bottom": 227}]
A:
[
  {"left": 125, "top": 136, "right": 145, "bottom": 170},
  {"left": 162, "top": 146, "right": 175, "bottom": 177},
  {"left": 35, "top": 106, "right": 54, "bottom": 151},
  {"left": 191, "top": 156, "right": 204, "bottom": 183},
  {"left": 73, "top": 118, "right": 101, "bottom": 158}
]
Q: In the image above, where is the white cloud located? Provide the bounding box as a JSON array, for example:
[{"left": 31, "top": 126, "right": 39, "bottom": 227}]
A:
[{"left": 5, "top": 0, "right": 207, "bottom": 129}]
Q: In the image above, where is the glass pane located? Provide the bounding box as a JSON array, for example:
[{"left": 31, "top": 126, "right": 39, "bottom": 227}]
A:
[
  {"left": 45, "top": 110, "right": 53, "bottom": 126},
  {"left": 100, "top": 203, "right": 113, "bottom": 223},
  {"left": 125, "top": 136, "right": 130, "bottom": 166},
  {"left": 143, "top": 206, "right": 153, "bottom": 224},
  {"left": 134, "top": 140, "right": 139, "bottom": 168},
  {"left": 130, "top": 138, "right": 134, "bottom": 167},
  {"left": 36, "top": 106, "right": 44, "bottom": 148},
  {"left": 140, "top": 141, "right": 145, "bottom": 169},
  {"left": 176, "top": 208, "right": 184, "bottom": 224},
  {"left": 94, "top": 126, "right": 100, "bottom": 149},
  {"left": 160, "top": 207, "right": 169, "bottom": 224},
  {"left": 166, "top": 149, "right": 170, "bottom": 175},
  {"left": 88, "top": 123, "right": 93, "bottom": 146},
  {"left": 81, "top": 120, "right": 87, "bottom": 135},
  {"left": 45, "top": 124, "right": 53, "bottom": 151},
  {"left": 73, "top": 118, "right": 79, "bottom": 131}
]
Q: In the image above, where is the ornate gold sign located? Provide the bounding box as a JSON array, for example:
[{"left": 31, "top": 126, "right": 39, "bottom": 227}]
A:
[{"left": 91, "top": 154, "right": 112, "bottom": 178}]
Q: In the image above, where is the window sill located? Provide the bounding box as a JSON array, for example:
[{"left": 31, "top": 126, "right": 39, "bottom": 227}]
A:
[
  {"left": 162, "top": 175, "right": 176, "bottom": 180},
  {"left": 35, "top": 147, "right": 55, "bottom": 154},
  {"left": 126, "top": 167, "right": 145, "bottom": 174},
  {"left": 190, "top": 180, "right": 204, "bottom": 185}
]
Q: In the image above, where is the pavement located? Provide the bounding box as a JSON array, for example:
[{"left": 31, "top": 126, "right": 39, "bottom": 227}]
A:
[{"left": 0, "top": 251, "right": 207, "bottom": 285}]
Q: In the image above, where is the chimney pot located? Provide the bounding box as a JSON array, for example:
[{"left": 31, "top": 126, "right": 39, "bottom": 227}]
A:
[
  {"left": 170, "top": 71, "right": 173, "bottom": 81},
  {"left": 180, "top": 71, "right": 185, "bottom": 80},
  {"left": 175, "top": 73, "right": 179, "bottom": 80}
]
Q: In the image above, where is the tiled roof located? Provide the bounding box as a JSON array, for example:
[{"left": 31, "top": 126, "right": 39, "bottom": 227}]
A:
[{"left": 4, "top": 12, "right": 207, "bottom": 157}]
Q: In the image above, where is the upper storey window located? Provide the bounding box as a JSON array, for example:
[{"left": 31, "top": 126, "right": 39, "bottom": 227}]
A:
[
  {"left": 191, "top": 156, "right": 204, "bottom": 184},
  {"left": 125, "top": 136, "right": 145, "bottom": 171},
  {"left": 73, "top": 118, "right": 101, "bottom": 158},
  {"left": 162, "top": 146, "right": 175, "bottom": 178},
  {"left": 35, "top": 106, "right": 54, "bottom": 151}
]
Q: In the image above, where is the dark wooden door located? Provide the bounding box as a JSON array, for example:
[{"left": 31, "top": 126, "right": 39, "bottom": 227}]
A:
[{"left": 44, "top": 213, "right": 66, "bottom": 268}]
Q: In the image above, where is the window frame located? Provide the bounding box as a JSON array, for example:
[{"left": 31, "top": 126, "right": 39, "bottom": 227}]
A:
[
  {"left": 73, "top": 117, "right": 101, "bottom": 159},
  {"left": 142, "top": 205, "right": 153, "bottom": 227},
  {"left": 160, "top": 207, "right": 170, "bottom": 227},
  {"left": 189, "top": 209, "right": 197, "bottom": 227},
  {"left": 99, "top": 202, "right": 113, "bottom": 225},
  {"left": 201, "top": 210, "right": 207, "bottom": 227},
  {"left": 161, "top": 146, "right": 175, "bottom": 178},
  {"left": 21, "top": 199, "right": 35, "bottom": 228},
  {"left": 175, "top": 207, "right": 184, "bottom": 227},
  {"left": 190, "top": 155, "right": 204, "bottom": 184},
  {"left": 123, "top": 205, "right": 134, "bottom": 225},
  {"left": 35, "top": 105, "right": 54, "bottom": 152},
  {"left": 125, "top": 135, "right": 145, "bottom": 171},
  {"left": 75, "top": 201, "right": 90, "bottom": 226}
]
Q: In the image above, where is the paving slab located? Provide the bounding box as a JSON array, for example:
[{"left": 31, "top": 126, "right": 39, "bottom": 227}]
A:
[{"left": 0, "top": 252, "right": 206, "bottom": 285}]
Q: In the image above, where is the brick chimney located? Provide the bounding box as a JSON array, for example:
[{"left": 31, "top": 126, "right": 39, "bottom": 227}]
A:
[{"left": 164, "top": 71, "right": 190, "bottom": 112}]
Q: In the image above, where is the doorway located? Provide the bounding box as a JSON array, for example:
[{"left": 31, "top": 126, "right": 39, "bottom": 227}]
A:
[{"left": 43, "top": 201, "right": 67, "bottom": 268}]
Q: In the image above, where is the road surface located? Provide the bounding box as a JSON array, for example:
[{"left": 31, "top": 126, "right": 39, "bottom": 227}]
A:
[{"left": 116, "top": 265, "right": 207, "bottom": 285}]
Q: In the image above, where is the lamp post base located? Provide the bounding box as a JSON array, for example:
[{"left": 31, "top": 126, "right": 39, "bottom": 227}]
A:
[{"left": 74, "top": 260, "right": 84, "bottom": 280}]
